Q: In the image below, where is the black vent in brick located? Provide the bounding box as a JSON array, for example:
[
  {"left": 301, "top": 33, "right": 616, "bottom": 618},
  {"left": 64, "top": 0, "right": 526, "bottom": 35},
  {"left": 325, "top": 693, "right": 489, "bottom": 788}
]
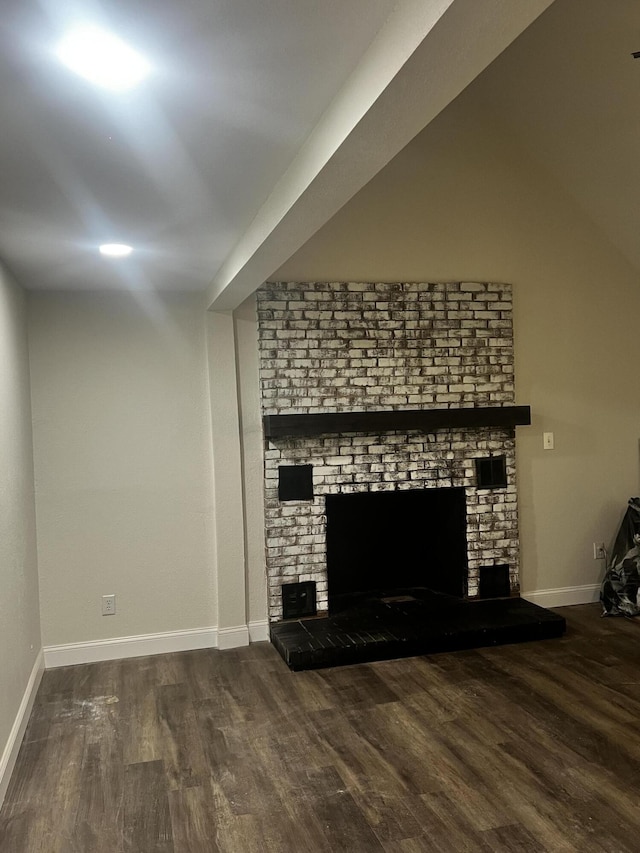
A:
[
  {"left": 282, "top": 581, "right": 317, "bottom": 620},
  {"left": 475, "top": 456, "right": 507, "bottom": 489},
  {"left": 278, "top": 465, "right": 314, "bottom": 501},
  {"left": 478, "top": 564, "right": 511, "bottom": 599}
]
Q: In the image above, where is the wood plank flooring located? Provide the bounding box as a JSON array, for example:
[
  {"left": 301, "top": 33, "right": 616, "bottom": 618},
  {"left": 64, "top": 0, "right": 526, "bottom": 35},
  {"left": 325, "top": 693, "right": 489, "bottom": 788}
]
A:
[{"left": 3, "top": 604, "right": 640, "bottom": 851}]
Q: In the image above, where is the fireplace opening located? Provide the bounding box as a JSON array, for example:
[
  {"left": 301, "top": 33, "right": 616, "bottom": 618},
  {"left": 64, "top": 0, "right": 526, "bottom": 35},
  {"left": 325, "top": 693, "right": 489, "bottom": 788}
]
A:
[{"left": 325, "top": 487, "right": 468, "bottom": 614}]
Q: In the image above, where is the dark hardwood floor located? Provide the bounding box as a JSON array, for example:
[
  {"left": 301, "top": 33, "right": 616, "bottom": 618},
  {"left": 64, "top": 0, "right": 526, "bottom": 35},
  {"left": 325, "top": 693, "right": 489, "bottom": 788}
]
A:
[{"left": 2, "top": 604, "right": 640, "bottom": 852}]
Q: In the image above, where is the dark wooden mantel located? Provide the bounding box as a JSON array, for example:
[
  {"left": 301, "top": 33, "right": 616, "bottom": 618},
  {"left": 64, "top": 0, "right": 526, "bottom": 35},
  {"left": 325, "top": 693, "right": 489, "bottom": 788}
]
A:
[{"left": 263, "top": 406, "right": 531, "bottom": 439}]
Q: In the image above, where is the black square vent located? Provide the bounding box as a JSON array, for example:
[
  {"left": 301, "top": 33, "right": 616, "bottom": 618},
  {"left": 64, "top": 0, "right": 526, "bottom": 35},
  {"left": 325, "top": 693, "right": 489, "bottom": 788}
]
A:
[
  {"left": 278, "top": 464, "right": 314, "bottom": 501},
  {"left": 475, "top": 456, "right": 507, "bottom": 489},
  {"left": 282, "top": 581, "right": 317, "bottom": 620},
  {"left": 478, "top": 564, "right": 511, "bottom": 599}
]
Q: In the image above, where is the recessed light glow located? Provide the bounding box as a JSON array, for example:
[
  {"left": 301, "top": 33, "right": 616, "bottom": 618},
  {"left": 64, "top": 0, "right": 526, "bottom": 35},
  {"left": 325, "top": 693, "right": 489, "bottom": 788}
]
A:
[
  {"left": 56, "top": 26, "right": 150, "bottom": 91},
  {"left": 99, "top": 243, "right": 133, "bottom": 257}
]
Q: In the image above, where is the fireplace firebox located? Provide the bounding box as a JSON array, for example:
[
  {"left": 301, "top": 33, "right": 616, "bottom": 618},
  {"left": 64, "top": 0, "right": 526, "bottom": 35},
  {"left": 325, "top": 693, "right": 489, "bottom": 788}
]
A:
[{"left": 326, "top": 487, "right": 467, "bottom": 613}]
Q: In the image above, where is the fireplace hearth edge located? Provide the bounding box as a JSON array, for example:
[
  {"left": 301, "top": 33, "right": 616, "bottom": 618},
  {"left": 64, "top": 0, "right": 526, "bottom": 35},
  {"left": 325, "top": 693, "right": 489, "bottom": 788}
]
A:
[{"left": 270, "top": 593, "right": 566, "bottom": 671}]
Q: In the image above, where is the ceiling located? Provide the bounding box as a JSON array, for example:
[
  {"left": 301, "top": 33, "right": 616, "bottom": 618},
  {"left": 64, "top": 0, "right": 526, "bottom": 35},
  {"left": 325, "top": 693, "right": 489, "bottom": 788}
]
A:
[
  {"left": 0, "top": 0, "right": 397, "bottom": 292},
  {"left": 6, "top": 0, "right": 611, "bottom": 302}
]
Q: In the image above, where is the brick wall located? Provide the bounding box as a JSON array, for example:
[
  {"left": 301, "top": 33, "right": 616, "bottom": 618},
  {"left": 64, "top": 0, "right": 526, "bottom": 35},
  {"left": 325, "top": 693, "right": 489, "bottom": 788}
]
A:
[{"left": 256, "top": 281, "right": 520, "bottom": 621}]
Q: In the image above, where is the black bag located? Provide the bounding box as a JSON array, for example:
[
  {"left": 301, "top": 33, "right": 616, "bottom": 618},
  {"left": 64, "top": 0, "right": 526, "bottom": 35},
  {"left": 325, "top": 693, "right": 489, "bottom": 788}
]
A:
[{"left": 601, "top": 498, "right": 640, "bottom": 616}]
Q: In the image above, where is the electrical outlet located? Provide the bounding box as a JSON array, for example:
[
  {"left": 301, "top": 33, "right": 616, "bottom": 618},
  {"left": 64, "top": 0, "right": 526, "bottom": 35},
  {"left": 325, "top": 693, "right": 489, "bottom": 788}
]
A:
[
  {"left": 102, "top": 594, "right": 116, "bottom": 615},
  {"left": 593, "top": 542, "right": 606, "bottom": 560}
]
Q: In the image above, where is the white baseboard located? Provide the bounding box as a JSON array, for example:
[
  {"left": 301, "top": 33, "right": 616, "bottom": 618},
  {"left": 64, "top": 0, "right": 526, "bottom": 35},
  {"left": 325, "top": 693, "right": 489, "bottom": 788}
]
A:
[
  {"left": 218, "top": 625, "right": 250, "bottom": 650},
  {"left": 521, "top": 583, "right": 601, "bottom": 608},
  {"left": 248, "top": 619, "right": 270, "bottom": 642},
  {"left": 44, "top": 626, "right": 219, "bottom": 668},
  {"left": 0, "top": 649, "right": 44, "bottom": 808},
  {"left": 43, "top": 620, "right": 271, "bottom": 668}
]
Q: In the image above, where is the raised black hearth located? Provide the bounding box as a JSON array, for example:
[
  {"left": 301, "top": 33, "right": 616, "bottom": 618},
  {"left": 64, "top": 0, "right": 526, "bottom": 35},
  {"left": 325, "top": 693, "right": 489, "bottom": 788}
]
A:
[
  {"left": 271, "top": 592, "right": 566, "bottom": 671},
  {"left": 272, "top": 482, "right": 566, "bottom": 671},
  {"left": 326, "top": 487, "right": 467, "bottom": 612}
]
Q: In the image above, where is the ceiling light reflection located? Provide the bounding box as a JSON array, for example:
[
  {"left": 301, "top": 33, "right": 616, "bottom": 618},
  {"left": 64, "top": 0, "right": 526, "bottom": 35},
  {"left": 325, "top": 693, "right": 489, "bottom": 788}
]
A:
[
  {"left": 99, "top": 243, "right": 133, "bottom": 257},
  {"left": 57, "top": 27, "right": 150, "bottom": 91}
]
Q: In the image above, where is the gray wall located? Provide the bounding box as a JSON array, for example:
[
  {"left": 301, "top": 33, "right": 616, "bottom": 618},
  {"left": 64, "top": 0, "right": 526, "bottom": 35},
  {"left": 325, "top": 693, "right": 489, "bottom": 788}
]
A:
[
  {"left": 0, "top": 264, "right": 41, "bottom": 791},
  {"left": 29, "top": 292, "right": 217, "bottom": 646}
]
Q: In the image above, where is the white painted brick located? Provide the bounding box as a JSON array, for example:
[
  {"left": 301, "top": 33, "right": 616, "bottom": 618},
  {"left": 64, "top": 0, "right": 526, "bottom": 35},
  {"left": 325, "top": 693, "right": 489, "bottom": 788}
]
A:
[{"left": 258, "top": 281, "right": 519, "bottom": 621}]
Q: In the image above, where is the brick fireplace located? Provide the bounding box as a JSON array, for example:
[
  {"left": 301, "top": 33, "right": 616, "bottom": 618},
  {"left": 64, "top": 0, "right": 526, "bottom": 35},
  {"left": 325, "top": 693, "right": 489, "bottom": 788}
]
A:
[{"left": 257, "top": 281, "right": 523, "bottom": 623}]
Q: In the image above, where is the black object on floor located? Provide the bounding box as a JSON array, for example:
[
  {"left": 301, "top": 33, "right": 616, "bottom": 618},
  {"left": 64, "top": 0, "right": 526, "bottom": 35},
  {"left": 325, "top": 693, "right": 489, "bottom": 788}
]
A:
[
  {"left": 270, "top": 590, "right": 566, "bottom": 670},
  {"left": 601, "top": 497, "right": 640, "bottom": 617}
]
